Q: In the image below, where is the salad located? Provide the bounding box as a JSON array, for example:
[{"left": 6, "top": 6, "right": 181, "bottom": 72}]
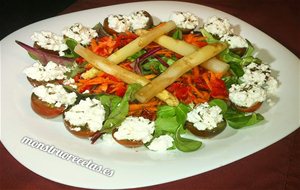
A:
[{"left": 17, "top": 10, "right": 278, "bottom": 152}]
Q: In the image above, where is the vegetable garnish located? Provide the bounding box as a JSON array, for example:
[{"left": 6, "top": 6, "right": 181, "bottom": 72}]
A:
[
  {"left": 16, "top": 40, "right": 74, "bottom": 65},
  {"left": 167, "top": 68, "right": 228, "bottom": 104},
  {"left": 135, "top": 30, "right": 230, "bottom": 74},
  {"left": 77, "top": 72, "right": 127, "bottom": 96},
  {"left": 183, "top": 33, "right": 208, "bottom": 48},
  {"left": 74, "top": 44, "right": 179, "bottom": 106},
  {"left": 135, "top": 42, "right": 227, "bottom": 103},
  {"left": 19, "top": 11, "right": 278, "bottom": 152}
]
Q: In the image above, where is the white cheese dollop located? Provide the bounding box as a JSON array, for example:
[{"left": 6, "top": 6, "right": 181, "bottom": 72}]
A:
[
  {"left": 62, "top": 23, "right": 98, "bottom": 45},
  {"left": 204, "top": 16, "right": 233, "bottom": 38},
  {"left": 170, "top": 11, "right": 199, "bottom": 30},
  {"left": 229, "top": 83, "right": 267, "bottom": 108},
  {"left": 128, "top": 10, "right": 150, "bottom": 31},
  {"left": 265, "top": 77, "right": 278, "bottom": 95},
  {"left": 64, "top": 98, "right": 106, "bottom": 132},
  {"left": 63, "top": 78, "right": 77, "bottom": 89},
  {"left": 114, "top": 116, "right": 155, "bottom": 143},
  {"left": 240, "top": 62, "right": 278, "bottom": 89},
  {"left": 33, "top": 84, "right": 77, "bottom": 107},
  {"left": 187, "top": 103, "right": 223, "bottom": 131},
  {"left": 220, "top": 34, "right": 248, "bottom": 49},
  {"left": 23, "top": 61, "right": 69, "bottom": 82},
  {"left": 239, "top": 62, "right": 278, "bottom": 106},
  {"left": 148, "top": 135, "right": 174, "bottom": 152},
  {"left": 108, "top": 14, "right": 130, "bottom": 33},
  {"left": 31, "top": 31, "right": 68, "bottom": 56}
]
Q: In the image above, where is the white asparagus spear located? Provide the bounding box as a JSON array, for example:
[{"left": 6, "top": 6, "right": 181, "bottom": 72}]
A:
[
  {"left": 74, "top": 44, "right": 179, "bottom": 106},
  {"left": 81, "top": 21, "right": 177, "bottom": 79},
  {"left": 135, "top": 42, "right": 228, "bottom": 103},
  {"left": 107, "top": 21, "right": 176, "bottom": 64},
  {"left": 135, "top": 29, "right": 230, "bottom": 74}
]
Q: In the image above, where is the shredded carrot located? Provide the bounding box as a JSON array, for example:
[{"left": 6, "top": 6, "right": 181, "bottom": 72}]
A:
[
  {"left": 128, "top": 99, "right": 162, "bottom": 120},
  {"left": 183, "top": 33, "right": 208, "bottom": 48},
  {"left": 129, "top": 100, "right": 160, "bottom": 112},
  {"left": 76, "top": 72, "right": 127, "bottom": 96},
  {"left": 192, "top": 66, "right": 200, "bottom": 80},
  {"left": 144, "top": 74, "right": 157, "bottom": 80},
  {"left": 79, "top": 32, "right": 226, "bottom": 108},
  {"left": 145, "top": 42, "right": 160, "bottom": 49},
  {"left": 155, "top": 49, "right": 174, "bottom": 57},
  {"left": 89, "top": 37, "right": 117, "bottom": 57},
  {"left": 88, "top": 32, "right": 137, "bottom": 57},
  {"left": 120, "top": 61, "right": 134, "bottom": 71},
  {"left": 202, "top": 72, "right": 212, "bottom": 90},
  {"left": 145, "top": 43, "right": 180, "bottom": 58}
]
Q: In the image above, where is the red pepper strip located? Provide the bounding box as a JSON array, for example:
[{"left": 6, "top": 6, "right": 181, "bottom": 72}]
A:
[
  {"left": 114, "top": 32, "right": 138, "bottom": 49},
  {"left": 167, "top": 83, "right": 192, "bottom": 104},
  {"left": 202, "top": 72, "right": 228, "bottom": 99}
]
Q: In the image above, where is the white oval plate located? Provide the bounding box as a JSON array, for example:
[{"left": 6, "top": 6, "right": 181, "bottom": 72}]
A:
[{"left": 1, "top": 1, "right": 299, "bottom": 189}]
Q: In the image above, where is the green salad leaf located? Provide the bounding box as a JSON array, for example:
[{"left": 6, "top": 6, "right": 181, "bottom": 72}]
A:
[
  {"left": 175, "top": 103, "right": 190, "bottom": 124},
  {"left": 156, "top": 105, "right": 177, "bottom": 118},
  {"left": 65, "top": 62, "right": 87, "bottom": 78},
  {"left": 228, "top": 61, "right": 244, "bottom": 77},
  {"left": 222, "top": 75, "right": 240, "bottom": 89},
  {"left": 141, "top": 59, "right": 162, "bottom": 74},
  {"left": 127, "top": 50, "right": 146, "bottom": 62},
  {"left": 172, "top": 28, "right": 183, "bottom": 40},
  {"left": 141, "top": 56, "right": 176, "bottom": 74},
  {"left": 207, "top": 99, "right": 264, "bottom": 129},
  {"left": 155, "top": 116, "right": 179, "bottom": 136},
  {"left": 219, "top": 48, "right": 242, "bottom": 63},
  {"left": 92, "top": 22, "right": 110, "bottom": 37},
  {"left": 219, "top": 47, "right": 261, "bottom": 66},
  {"left": 97, "top": 83, "right": 142, "bottom": 133},
  {"left": 97, "top": 95, "right": 122, "bottom": 119},
  {"left": 200, "top": 28, "right": 219, "bottom": 43},
  {"left": 64, "top": 38, "right": 80, "bottom": 58},
  {"left": 243, "top": 39, "right": 254, "bottom": 57},
  {"left": 240, "top": 56, "right": 262, "bottom": 65},
  {"left": 174, "top": 125, "right": 202, "bottom": 152},
  {"left": 154, "top": 103, "right": 202, "bottom": 152},
  {"left": 154, "top": 103, "right": 189, "bottom": 135},
  {"left": 208, "top": 99, "right": 228, "bottom": 113},
  {"left": 224, "top": 107, "right": 264, "bottom": 129}
]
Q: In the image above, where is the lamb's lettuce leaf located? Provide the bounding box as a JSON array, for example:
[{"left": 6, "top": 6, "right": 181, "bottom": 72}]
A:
[{"left": 97, "top": 83, "right": 142, "bottom": 133}]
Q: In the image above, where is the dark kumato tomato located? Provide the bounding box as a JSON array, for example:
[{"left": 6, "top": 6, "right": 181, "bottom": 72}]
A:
[
  {"left": 230, "top": 47, "right": 247, "bottom": 57},
  {"left": 31, "top": 93, "right": 65, "bottom": 118},
  {"left": 63, "top": 119, "right": 94, "bottom": 138},
  {"left": 103, "top": 17, "right": 118, "bottom": 35},
  {"left": 112, "top": 129, "right": 144, "bottom": 148},
  {"left": 27, "top": 76, "right": 63, "bottom": 87},
  {"left": 185, "top": 120, "right": 227, "bottom": 138},
  {"left": 103, "top": 11, "right": 153, "bottom": 35},
  {"left": 233, "top": 101, "right": 262, "bottom": 113},
  {"left": 136, "top": 10, "right": 153, "bottom": 30},
  {"left": 33, "top": 42, "right": 60, "bottom": 56}
]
